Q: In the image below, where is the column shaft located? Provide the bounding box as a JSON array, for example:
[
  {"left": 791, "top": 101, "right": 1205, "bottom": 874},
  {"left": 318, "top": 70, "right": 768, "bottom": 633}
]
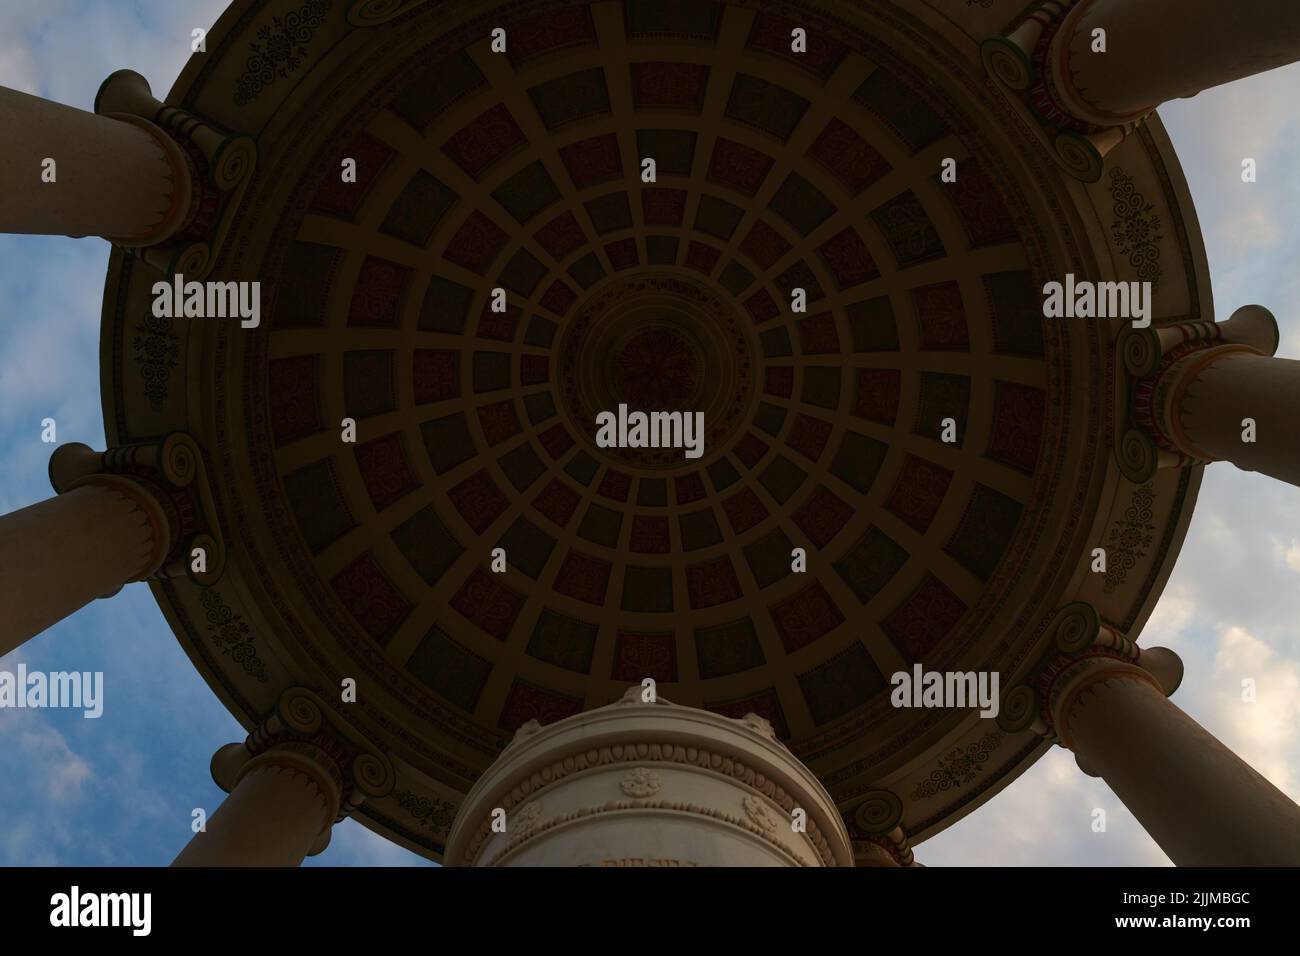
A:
[
  {"left": 0, "top": 85, "right": 191, "bottom": 241},
  {"left": 172, "top": 751, "right": 338, "bottom": 867},
  {"left": 1065, "top": 672, "right": 1300, "bottom": 865},
  {"left": 1058, "top": 0, "right": 1300, "bottom": 122},
  {"left": 0, "top": 482, "right": 168, "bottom": 657},
  {"left": 1172, "top": 351, "right": 1300, "bottom": 486}
]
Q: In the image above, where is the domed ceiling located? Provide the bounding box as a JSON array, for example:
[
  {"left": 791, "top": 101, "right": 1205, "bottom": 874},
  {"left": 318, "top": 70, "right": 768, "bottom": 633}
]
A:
[{"left": 101, "top": 0, "right": 1209, "bottom": 859}]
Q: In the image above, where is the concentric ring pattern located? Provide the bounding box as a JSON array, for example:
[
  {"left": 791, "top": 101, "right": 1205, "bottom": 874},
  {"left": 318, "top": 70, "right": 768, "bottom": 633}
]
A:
[{"left": 260, "top": 1, "right": 1054, "bottom": 746}]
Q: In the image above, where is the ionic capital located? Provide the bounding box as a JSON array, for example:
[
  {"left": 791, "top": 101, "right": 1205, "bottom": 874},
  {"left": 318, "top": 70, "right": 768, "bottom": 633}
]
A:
[
  {"left": 212, "top": 686, "right": 396, "bottom": 852},
  {"left": 851, "top": 789, "right": 919, "bottom": 867},
  {"left": 981, "top": 1, "right": 1139, "bottom": 181},
  {"left": 983, "top": 1, "right": 1300, "bottom": 181},
  {"left": 48, "top": 432, "right": 225, "bottom": 586},
  {"left": 997, "top": 602, "right": 1179, "bottom": 745},
  {"left": 94, "top": 69, "right": 257, "bottom": 278},
  {"left": 1118, "top": 306, "right": 1300, "bottom": 486}
]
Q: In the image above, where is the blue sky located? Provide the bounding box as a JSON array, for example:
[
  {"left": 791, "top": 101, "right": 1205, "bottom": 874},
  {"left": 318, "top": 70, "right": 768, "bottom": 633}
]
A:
[{"left": 0, "top": 2, "right": 1297, "bottom": 866}]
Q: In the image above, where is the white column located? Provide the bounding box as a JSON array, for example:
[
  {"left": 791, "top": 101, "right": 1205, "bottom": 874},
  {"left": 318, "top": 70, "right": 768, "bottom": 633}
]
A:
[{"left": 0, "top": 84, "right": 195, "bottom": 242}]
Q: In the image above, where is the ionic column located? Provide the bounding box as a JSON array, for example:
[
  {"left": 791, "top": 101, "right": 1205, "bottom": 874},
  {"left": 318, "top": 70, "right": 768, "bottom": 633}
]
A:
[
  {"left": 1002, "top": 604, "right": 1300, "bottom": 865},
  {"left": 1055, "top": 0, "right": 1300, "bottom": 126},
  {"left": 0, "top": 436, "right": 224, "bottom": 656},
  {"left": 172, "top": 742, "right": 342, "bottom": 867},
  {"left": 0, "top": 84, "right": 195, "bottom": 242},
  {"left": 1052, "top": 652, "right": 1300, "bottom": 866},
  {"left": 173, "top": 688, "right": 395, "bottom": 867},
  {"left": 0, "top": 471, "right": 171, "bottom": 657},
  {"left": 982, "top": 1, "right": 1300, "bottom": 179},
  {"left": 1122, "top": 305, "right": 1300, "bottom": 487},
  {"left": 1161, "top": 349, "right": 1300, "bottom": 486}
]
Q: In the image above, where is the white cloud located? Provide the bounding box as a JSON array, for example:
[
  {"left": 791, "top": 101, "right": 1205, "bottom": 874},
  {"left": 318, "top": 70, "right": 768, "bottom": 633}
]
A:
[
  {"left": 15, "top": 716, "right": 95, "bottom": 801},
  {"left": 1221, "top": 205, "right": 1281, "bottom": 250},
  {"left": 929, "top": 51, "right": 1300, "bottom": 869},
  {"left": 919, "top": 748, "right": 1170, "bottom": 866},
  {"left": 0, "top": 1, "right": 229, "bottom": 107},
  {"left": 1207, "top": 626, "right": 1300, "bottom": 801}
]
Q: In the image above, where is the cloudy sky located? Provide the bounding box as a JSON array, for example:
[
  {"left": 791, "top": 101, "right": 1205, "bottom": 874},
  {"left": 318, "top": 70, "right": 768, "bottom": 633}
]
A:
[{"left": 0, "top": 2, "right": 1296, "bottom": 866}]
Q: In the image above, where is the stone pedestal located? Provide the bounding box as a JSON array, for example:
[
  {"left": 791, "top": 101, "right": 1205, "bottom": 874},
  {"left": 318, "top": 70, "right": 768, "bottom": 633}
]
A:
[{"left": 446, "top": 696, "right": 854, "bottom": 867}]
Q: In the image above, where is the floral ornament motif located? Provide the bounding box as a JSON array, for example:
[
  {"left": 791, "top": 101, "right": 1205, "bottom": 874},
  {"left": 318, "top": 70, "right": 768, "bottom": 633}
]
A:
[
  {"left": 234, "top": 0, "right": 333, "bottom": 107},
  {"left": 1103, "top": 483, "right": 1156, "bottom": 593},
  {"left": 910, "top": 732, "right": 1002, "bottom": 800},
  {"left": 199, "top": 588, "right": 268, "bottom": 682},
  {"left": 620, "top": 767, "right": 662, "bottom": 798},
  {"left": 874, "top": 193, "right": 942, "bottom": 263},
  {"left": 614, "top": 328, "right": 701, "bottom": 409},
  {"left": 132, "top": 312, "right": 179, "bottom": 412},
  {"left": 743, "top": 794, "right": 778, "bottom": 832},
  {"left": 740, "top": 712, "right": 777, "bottom": 742},
  {"left": 510, "top": 718, "right": 543, "bottom": 745},
  {"left": 394, "top": 790, "right": 456, "bottom": 836},
  {"left": 1109, "top": 167, "right": 1163, "bottom": 287},
  {"left": 513, "top": 801, "right": 543, "bottom": 834}
]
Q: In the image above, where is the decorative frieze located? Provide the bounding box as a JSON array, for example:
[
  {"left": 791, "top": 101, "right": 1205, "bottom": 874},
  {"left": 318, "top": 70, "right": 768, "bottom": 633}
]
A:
[{"left": 447, "top": 697, "right": 853, "bottom": 867}]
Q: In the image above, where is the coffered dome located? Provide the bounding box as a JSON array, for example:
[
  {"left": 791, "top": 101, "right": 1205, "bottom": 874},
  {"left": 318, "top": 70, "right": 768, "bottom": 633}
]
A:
[{"left": 100, "top": 0, "right": 1209, "bottom": 859}]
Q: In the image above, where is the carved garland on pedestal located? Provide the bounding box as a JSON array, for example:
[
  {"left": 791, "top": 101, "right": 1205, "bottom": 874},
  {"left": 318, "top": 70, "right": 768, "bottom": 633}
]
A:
[
  {"left": 485, "top": 796, "right": 809, "bottom": 868},
  {"left": 459, "top": 725, "right": 840, "bottom": 867}
]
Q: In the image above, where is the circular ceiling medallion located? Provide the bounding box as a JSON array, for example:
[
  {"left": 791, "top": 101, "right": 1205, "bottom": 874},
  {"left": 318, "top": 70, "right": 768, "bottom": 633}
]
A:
[{"left": 557, "top": 272, "right": 755, "bottom": 468}]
